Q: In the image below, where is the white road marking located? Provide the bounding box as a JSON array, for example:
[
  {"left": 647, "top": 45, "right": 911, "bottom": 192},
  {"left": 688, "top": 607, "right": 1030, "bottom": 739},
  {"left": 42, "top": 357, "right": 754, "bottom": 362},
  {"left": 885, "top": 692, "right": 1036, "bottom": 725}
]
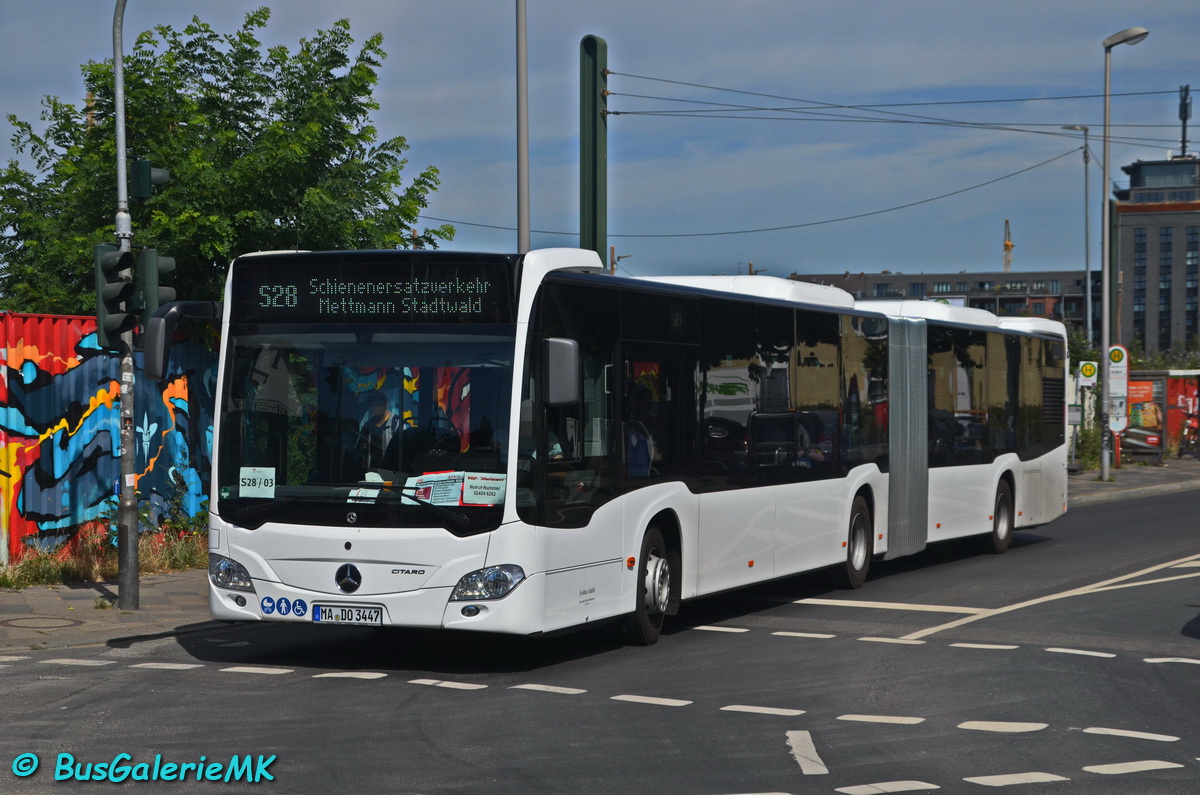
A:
[
  {"left": 694, "top": 625, "right": 750, "bottom": 633},
  {"left": 950, "top": 643, "right": 1019, "bottom": 650},
  {"left": 40, "top": 658, "right": 117, "bottom": 667},
  {"left": 1045, "top": 647, "right": 1116, "bottom": 658},
  {"left": 903, "top": 552, "right": 1200, "bottom": 640},
  {"left": 129, "top": 662, "right": 204, "bottom": 670},
  {"left": 799, "top": 598, "right": 987, "bottom": 614},
  {"left": 611, "top": 694, "right": 692, "bottom": 707},
  {"left": 963, "top": 771, "right": 1068, "bottom": 787},
  {"left": 0, "top": 655, "right": 30, "bottom": 662},
  {"left": 836, "top": 782, "right": 941, "bottom": 794},
  {"left": 785, "top": 730, "right": 829, "bottom": 775},
  {"left": 773, "top": 631, "right": 836, "bottom": 639},
  {"left": 1087, "top": 572, "right": 1200, "bottom": 593},
  {"left": 510, "top": 684, "right": 587, "bottom": 695},
  {"left": 312, "top": 672, "right": 387, "bottom": 680},
  {"left": 409, "top": 678, "right": 487, "bottom": 690},
  {"left": 721, "top": 704, "right": 806, "bottom": 717},
  {"left": 1144, "top": 657, "right": 1200, "bottom": 665},
  {"left": 1082, "top": 760, "right": 1184, "bottom": 775},
  {"left": 1173, "top": 560, "right": 1200, "bottom": 568},
  {"left": 858, "top": 637, "right": 926, "bottom": 645},
  {"left": 220, "top": 666, "right": 293, "bottom": 675},
  {"left": 958, "top": 721, "right": 1048, "bottom": 733},
  {"left": 1082, "top": 727, "right": 1179, "bottom": 742},
  {"left": 837, "top": 714, "right": 926, "bottom": 725}
]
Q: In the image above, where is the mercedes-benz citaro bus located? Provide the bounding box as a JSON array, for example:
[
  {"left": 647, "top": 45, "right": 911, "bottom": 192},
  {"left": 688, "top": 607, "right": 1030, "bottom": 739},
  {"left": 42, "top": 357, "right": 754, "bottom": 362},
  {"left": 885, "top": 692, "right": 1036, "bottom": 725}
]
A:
[{"left": 145, "top": 248, "right": 1068, "bottom": 645}]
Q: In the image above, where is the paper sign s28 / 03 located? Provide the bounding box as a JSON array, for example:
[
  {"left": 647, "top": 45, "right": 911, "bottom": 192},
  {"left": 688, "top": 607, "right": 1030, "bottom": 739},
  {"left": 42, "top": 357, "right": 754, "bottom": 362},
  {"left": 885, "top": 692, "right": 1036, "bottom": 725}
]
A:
[{"left": 239, "top": 467, "right": 276, "bottom": 498}]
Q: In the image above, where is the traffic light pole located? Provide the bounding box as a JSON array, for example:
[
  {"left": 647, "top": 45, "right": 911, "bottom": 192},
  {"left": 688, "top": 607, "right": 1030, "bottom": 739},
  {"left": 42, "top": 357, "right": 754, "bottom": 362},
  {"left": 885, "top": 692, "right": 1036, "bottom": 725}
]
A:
[{"left": 113, "top": 0, "right": 138, "bottom": 609}]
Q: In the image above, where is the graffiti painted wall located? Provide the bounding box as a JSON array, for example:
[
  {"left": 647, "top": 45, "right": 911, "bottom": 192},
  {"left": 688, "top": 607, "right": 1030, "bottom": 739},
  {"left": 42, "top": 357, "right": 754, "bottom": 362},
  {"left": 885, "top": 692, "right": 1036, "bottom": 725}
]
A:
[{"left": 0, "top": 312, "right": 217, "bottom": 565}]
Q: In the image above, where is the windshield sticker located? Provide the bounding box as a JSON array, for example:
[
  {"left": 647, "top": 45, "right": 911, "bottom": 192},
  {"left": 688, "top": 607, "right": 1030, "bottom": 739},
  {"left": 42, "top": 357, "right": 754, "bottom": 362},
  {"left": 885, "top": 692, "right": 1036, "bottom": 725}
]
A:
[
  {"left": 463, "top": 473, "right": 506, "bottom": 506},
  {"left": 409, "top": 471, "right": 465, "bottom": 506},
  {"left": 349, "top": 471, "right": 385, "bottom": 504},
  {"left": 239, "top": 467, "right": 276, "bottom": 498}
]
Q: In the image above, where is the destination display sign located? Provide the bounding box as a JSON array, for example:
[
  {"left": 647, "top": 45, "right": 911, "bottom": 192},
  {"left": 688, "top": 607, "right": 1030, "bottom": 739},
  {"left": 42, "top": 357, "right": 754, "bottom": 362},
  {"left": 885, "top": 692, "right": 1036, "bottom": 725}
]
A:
[{"left": 231, "top": 255, "right": 514, "bottom": 324}]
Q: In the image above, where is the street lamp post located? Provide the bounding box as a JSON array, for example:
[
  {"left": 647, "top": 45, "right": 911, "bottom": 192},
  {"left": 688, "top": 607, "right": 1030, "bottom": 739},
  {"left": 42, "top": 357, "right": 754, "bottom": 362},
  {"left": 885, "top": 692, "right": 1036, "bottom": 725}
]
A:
[
  {"left": 1061, "top": 125, "right": 1091, "bottom": 344},
  {"left": 1100, "top": 26, "right": 1149, "bottom": 483}
]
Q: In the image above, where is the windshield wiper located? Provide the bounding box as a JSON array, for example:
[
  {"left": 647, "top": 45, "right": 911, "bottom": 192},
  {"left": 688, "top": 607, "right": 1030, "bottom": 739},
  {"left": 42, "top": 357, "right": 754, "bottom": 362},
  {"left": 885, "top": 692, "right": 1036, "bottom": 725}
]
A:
[{"left": 353, "top": 482, "right": 470, "bottom": 531}]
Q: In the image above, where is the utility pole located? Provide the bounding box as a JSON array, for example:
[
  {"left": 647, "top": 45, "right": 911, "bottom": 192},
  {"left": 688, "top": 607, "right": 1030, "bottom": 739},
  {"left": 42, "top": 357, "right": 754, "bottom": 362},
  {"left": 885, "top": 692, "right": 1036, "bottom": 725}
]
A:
[
  {"left": 516, "top": 0, "right": 530, "bottom": 254},
  {"left": 112, "top": 0, "right": 139, "bottom": 609},
  {"left": 580, "top": 35, "right": 607, "bottom": 263},
  {"left": 609, "top": 245, "right": 630, "bottom": 274}
]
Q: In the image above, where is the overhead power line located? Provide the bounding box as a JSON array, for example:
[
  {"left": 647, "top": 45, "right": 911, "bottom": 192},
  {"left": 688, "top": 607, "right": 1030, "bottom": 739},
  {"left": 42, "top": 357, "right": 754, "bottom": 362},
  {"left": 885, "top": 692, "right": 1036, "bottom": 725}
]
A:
[{"left": 420, "top": 147, "right": 1078, "bottom": 240}]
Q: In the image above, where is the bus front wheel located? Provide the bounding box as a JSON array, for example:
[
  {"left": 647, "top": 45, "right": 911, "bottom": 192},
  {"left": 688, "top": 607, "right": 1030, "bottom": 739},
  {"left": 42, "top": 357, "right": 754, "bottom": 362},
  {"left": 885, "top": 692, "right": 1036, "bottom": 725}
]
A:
[
  {"left": 624, "top": 524, "right": 672, "bottom": 646},
  {"left": 839, "top": 495, "right": 872, "bottom": 589}
]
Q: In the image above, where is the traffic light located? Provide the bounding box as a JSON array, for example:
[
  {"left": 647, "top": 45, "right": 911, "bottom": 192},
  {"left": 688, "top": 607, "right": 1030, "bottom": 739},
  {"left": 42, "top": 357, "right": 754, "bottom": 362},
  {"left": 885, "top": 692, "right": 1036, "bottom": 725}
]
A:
[
  {"left": 131, "top": 159, "right": 170, "bottom": 202},
  {"left": 135, "top": 248, "right": 176, "bottom": 320},
  {"left": 94, "top": 243, "right": 136, "bottom": 349}
]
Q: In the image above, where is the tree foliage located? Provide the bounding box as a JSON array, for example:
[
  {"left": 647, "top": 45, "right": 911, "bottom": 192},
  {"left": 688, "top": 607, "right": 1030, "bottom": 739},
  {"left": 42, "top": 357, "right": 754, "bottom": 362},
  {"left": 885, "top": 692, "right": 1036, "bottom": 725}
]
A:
[{"left": 0, "top": 7, "right": 453, "bottom": 313}]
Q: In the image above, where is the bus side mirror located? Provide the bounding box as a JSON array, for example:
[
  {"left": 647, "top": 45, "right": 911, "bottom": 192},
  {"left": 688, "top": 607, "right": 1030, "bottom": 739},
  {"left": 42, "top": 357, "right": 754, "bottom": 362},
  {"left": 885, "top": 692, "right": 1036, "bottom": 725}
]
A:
[
  {"left": 544, "top": 337, "right": 581, "bottom": 406},
  {"left": 143, "top": 300, "right": 222, "bottom": 380}
]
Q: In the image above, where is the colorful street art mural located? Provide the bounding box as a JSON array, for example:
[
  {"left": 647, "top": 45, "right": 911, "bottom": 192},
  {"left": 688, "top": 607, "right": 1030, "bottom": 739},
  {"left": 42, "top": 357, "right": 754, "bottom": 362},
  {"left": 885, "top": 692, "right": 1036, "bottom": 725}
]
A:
[{"left": 0, "top": 312, "right": 217, "bottom": 565}]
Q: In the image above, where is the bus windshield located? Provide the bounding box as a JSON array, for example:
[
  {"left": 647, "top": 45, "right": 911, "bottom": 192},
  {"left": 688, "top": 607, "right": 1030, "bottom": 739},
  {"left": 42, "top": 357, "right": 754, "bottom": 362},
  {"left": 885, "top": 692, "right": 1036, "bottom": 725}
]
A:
[{"left": 215, "top": 323, "right": 515, "bottom": 533}]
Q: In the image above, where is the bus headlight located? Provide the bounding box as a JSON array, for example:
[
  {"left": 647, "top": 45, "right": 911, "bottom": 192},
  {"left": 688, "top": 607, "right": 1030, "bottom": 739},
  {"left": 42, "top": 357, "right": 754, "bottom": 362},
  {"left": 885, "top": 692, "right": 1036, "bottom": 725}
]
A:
[
  {"left": 450, "top": 565, "right": 525, "bottom": 601},
  {"left": 209, "top": 554, "right": 255, "bottom": 593}
]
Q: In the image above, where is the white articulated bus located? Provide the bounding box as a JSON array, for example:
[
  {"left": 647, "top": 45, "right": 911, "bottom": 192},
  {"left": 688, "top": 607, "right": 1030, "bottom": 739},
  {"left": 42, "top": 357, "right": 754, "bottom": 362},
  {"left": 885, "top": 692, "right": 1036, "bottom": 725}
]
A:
[{"left": 146, "top": 248, "right": 1068, "bottom": 645}]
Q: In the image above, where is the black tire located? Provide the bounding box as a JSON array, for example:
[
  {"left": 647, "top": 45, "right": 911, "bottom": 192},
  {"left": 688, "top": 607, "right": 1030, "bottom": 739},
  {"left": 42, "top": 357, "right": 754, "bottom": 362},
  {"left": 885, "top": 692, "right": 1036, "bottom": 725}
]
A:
[
  {"left": 985, "top": 480, "right": 1014, "bottom": 554},
  {"left": 839, "top": 495, "right": 872, "bottom": 589},
  {"left": 623, "top": 525, "right": 672, "bottom": 646}
]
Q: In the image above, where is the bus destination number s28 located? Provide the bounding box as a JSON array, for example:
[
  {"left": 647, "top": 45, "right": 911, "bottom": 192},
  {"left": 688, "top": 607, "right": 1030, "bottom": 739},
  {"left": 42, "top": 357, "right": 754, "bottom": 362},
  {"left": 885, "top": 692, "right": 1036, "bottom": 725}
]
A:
[{"left": 259, "top": 284, "right": 298, "bottom": 308}]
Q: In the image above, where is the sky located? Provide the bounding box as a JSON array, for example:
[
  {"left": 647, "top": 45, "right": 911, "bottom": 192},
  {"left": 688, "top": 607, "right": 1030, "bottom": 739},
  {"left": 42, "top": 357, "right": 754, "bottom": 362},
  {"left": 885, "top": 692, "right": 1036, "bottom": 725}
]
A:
[{"left": 3, "top": 1, "right": 1198, "bottom": 279}]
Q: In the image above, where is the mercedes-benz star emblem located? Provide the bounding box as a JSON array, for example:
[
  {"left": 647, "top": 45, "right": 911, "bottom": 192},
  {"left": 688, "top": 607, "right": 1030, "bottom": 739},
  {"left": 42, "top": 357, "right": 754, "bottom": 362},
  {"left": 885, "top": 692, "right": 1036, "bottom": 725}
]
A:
[
  {"left": 335, "top": 564, "right": 362, "bottom": 593},
  {"left": 346, "top": 511, "right": 358, "bottom": 524}
]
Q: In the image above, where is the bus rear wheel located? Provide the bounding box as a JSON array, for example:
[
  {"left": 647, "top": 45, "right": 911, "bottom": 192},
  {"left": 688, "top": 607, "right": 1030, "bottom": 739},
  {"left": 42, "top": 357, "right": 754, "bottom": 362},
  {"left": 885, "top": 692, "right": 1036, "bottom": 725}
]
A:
[
  {"left": 623, "top": 525, "right": 672, "bottom": 646},
  {"left": 985, "top": 480, "right": 1014, "bottom": 554},
  {"left": 839, "top": 495, "right": 872, "bottom": 589}
]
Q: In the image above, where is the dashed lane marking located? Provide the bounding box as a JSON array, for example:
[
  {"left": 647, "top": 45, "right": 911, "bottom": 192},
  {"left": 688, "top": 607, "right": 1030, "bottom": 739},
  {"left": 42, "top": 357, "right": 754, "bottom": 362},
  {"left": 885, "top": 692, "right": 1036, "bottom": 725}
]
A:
[
  {"left": 510, "top": 684, "right": 587, "bottom": 695},
  {"left": 958, "top": 721, "right": 1048, "bottom": 733},
  {"left": 1082, "top": 759, "right": 1184, "bottom": 775},
  {"left": 1144, "top": 657, "right": 1200, "bottom": 665},
  {"left": 785, "top": 730, "right": 829, "bottom": 775},
  {"left": 838, "top": 714, "right": 926, "bottom": 725},
  {"left": 694, "top": 625, "right": 751, "bottom": 633},
  {"left": 128, "top": 662, "right": 204, "bottom": 670},
  {"left": 950, "top": 643, "right": 1019, "bottom": 650},
  {"left": 1045, "top": 647, "right": 1117, "bottom": 658},
  {"left": 772, "top": 631, "right": 836, "bottom": 639},
  {"left": 721, "top": 704, "right": 806, "bottom": 717},
  {"left": 611, "top": 694, "right": 692, "bottom": 707},
  {"left": 312, "top": 672, "right": 388, "bottom": 680},
  {"left": 0, "top": 655, "right": 31, "bottom": 662},
  {"left": 40, "top": 658, "right": 117, "bottom": 667},
  {"left": 409, "top": 678, "right": 487, "bottom": 690},
  {"left": 219, "top": 666, "right": 293, "bottom": 675},
  {"left": 858, "top": 637, "right": 926, "bottom": 645},
  {"left": 798, "top": 598, "right": 987, "bottom": 615},
  {"left": 963, "top": 771, "right": 1068, "bottom": 787},
  {"left": 1082, "top": 727, "right": 1179, "bottom": 742},
  {"left": 836, "top": 782, "right": 941, "bottom": 794}
]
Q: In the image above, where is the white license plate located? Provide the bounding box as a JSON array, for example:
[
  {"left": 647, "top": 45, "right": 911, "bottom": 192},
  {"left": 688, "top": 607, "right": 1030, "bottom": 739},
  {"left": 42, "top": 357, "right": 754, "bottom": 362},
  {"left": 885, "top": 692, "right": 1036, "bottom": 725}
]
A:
[{"left": 312, "top": 605, "right": 382, "bottom": 626}]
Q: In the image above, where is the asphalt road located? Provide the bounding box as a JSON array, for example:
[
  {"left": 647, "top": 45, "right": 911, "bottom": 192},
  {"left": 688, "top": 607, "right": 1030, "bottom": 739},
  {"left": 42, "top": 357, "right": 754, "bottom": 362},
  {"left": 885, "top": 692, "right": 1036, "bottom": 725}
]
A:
[{"left": 2, "top": 491, "right": 1198, "bottom": 794}]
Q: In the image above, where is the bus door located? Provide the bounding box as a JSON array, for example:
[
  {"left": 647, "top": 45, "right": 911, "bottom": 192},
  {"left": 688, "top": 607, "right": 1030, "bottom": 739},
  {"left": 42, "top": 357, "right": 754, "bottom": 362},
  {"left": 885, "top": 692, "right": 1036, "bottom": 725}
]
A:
[{"left": 621, "top": 344, "right": 698, "bottom": 483}]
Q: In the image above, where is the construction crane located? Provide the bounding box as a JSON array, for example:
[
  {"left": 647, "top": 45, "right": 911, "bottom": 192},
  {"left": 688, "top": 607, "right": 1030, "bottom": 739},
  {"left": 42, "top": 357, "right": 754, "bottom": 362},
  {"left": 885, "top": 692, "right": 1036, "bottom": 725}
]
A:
[{"left": 1003, "top": 219, "right": 1014, "bottom": 273}]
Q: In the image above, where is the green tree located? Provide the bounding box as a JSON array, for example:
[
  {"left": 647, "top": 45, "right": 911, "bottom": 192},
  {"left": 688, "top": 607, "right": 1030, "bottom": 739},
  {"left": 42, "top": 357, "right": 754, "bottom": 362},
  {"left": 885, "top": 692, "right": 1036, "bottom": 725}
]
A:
[{"left": 0, "top": 7, "right": 453, "bottom": 313}]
